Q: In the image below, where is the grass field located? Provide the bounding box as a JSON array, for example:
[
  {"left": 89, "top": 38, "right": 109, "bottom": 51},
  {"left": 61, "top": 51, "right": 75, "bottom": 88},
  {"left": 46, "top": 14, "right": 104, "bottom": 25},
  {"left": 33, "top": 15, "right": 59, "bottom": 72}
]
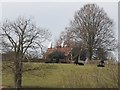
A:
[{"left": 2, "top": 61, "right": 118, "bottom": 88}]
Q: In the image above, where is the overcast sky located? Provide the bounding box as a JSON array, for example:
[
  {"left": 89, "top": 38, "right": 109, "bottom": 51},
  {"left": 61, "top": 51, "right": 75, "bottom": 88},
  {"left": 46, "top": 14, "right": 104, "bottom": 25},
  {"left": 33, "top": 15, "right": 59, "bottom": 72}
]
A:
[
  {"left": 1, "top": 2, "right": 118, "bottom": 59},
  {"left": 2, "top": 2, "right": 118, "bottom": 43}
]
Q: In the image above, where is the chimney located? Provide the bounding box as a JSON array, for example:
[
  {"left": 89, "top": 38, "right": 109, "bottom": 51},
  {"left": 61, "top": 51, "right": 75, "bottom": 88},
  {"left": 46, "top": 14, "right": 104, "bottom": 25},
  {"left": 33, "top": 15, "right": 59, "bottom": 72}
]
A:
[
  {"left": 48, "top": 42, "right": 52, "bottom": 49},
  {"left": 61, "top": 41, "right": 64, "bottom": 48}
]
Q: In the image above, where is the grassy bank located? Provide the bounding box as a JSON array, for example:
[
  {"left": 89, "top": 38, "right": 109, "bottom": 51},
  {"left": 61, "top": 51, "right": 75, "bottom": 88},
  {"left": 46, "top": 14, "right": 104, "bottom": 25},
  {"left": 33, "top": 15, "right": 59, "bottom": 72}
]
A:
[{"left": 2, "top": 62, "right": 118, "bottom": 88}]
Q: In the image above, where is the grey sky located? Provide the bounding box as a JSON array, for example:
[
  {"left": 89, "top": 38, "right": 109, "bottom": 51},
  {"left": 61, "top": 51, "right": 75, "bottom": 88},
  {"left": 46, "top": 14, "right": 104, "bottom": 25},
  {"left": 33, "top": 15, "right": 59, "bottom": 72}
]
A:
[
  {"left": 2, "top": 2, "right": 118, "bottom": 49},
  {"left": 2, "top": 2, "right": 118, "bottom": 59}
]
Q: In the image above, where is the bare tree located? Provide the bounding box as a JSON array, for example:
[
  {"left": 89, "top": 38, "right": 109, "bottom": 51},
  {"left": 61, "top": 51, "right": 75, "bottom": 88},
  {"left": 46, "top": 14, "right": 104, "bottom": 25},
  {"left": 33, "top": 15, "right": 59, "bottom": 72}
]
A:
[
  {"left": 65, "top": 4, "right": 116, "bottom": 60},
  {"left": 58, "top": 29, "right": 79, "bottom": 47},
  {"left": 1, "top": 16, "right": 51, "bottom": 89}
]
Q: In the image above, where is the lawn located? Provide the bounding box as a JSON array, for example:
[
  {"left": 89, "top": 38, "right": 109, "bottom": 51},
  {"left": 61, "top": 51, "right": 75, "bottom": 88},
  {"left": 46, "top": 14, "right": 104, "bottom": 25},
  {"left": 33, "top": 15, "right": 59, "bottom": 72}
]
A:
[{"left": 2, "top": 61, "right": 118, "bottom": 88}]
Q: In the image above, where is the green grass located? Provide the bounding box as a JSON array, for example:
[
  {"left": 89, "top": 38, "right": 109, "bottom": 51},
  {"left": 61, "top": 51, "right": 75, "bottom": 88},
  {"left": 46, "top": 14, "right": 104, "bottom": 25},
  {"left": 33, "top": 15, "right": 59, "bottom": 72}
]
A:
[{"left": 2, "top": 61, "right": 118, "bottom": 88}]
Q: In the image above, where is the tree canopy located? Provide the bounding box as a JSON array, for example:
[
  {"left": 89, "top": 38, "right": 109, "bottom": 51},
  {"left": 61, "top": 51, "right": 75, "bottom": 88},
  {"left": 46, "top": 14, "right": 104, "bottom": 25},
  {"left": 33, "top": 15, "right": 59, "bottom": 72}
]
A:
[
  {"left": 1, "top": 16, "right": 51, "bottom": 88},
  {"left": 59, "top": 4, "right": 116, "bottom": 60}
]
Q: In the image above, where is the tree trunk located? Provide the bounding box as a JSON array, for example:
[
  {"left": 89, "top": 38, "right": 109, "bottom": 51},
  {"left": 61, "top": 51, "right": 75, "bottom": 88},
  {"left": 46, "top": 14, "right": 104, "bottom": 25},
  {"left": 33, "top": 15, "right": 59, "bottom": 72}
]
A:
[
  {"left": 88, "top": 48, "right": 93, "bottom": 61},
  {"left": 14, "top": 57, "right": 22, "bottom": 89},
  {"left": 89, "top": 53, "right": 92, "bottom": 61}
]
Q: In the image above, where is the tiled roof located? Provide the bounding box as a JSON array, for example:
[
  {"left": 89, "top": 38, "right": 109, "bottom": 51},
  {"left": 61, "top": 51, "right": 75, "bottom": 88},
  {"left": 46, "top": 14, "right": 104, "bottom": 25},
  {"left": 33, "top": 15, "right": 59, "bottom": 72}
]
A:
[{"left": 47, "top": 46, "right": 71, "bottom": 56}]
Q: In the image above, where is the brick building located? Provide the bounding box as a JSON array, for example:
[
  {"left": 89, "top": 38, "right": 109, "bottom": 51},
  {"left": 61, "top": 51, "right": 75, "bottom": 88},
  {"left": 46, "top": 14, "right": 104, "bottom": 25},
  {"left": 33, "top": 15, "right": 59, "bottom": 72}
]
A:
[{"left": 44, "top": 42, "right": 72, "bottom": 63}]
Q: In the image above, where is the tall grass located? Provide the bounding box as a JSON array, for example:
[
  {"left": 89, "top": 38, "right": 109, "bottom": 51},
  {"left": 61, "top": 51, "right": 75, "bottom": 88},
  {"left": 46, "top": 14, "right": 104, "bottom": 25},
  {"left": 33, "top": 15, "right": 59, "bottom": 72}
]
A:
[
  {"left": 2, "top": 62, "right": 118, "bottom": 88},
  {"left": 58, "top": 64, "right": 118, "bottom": 88}
]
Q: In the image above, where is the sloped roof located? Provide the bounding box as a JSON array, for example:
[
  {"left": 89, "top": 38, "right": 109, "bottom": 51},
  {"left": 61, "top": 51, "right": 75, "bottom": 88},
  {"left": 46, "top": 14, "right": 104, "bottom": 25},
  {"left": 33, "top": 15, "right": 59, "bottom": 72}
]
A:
[{"left": 47, "top": 46, "right": 71, "bottom": 56}]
